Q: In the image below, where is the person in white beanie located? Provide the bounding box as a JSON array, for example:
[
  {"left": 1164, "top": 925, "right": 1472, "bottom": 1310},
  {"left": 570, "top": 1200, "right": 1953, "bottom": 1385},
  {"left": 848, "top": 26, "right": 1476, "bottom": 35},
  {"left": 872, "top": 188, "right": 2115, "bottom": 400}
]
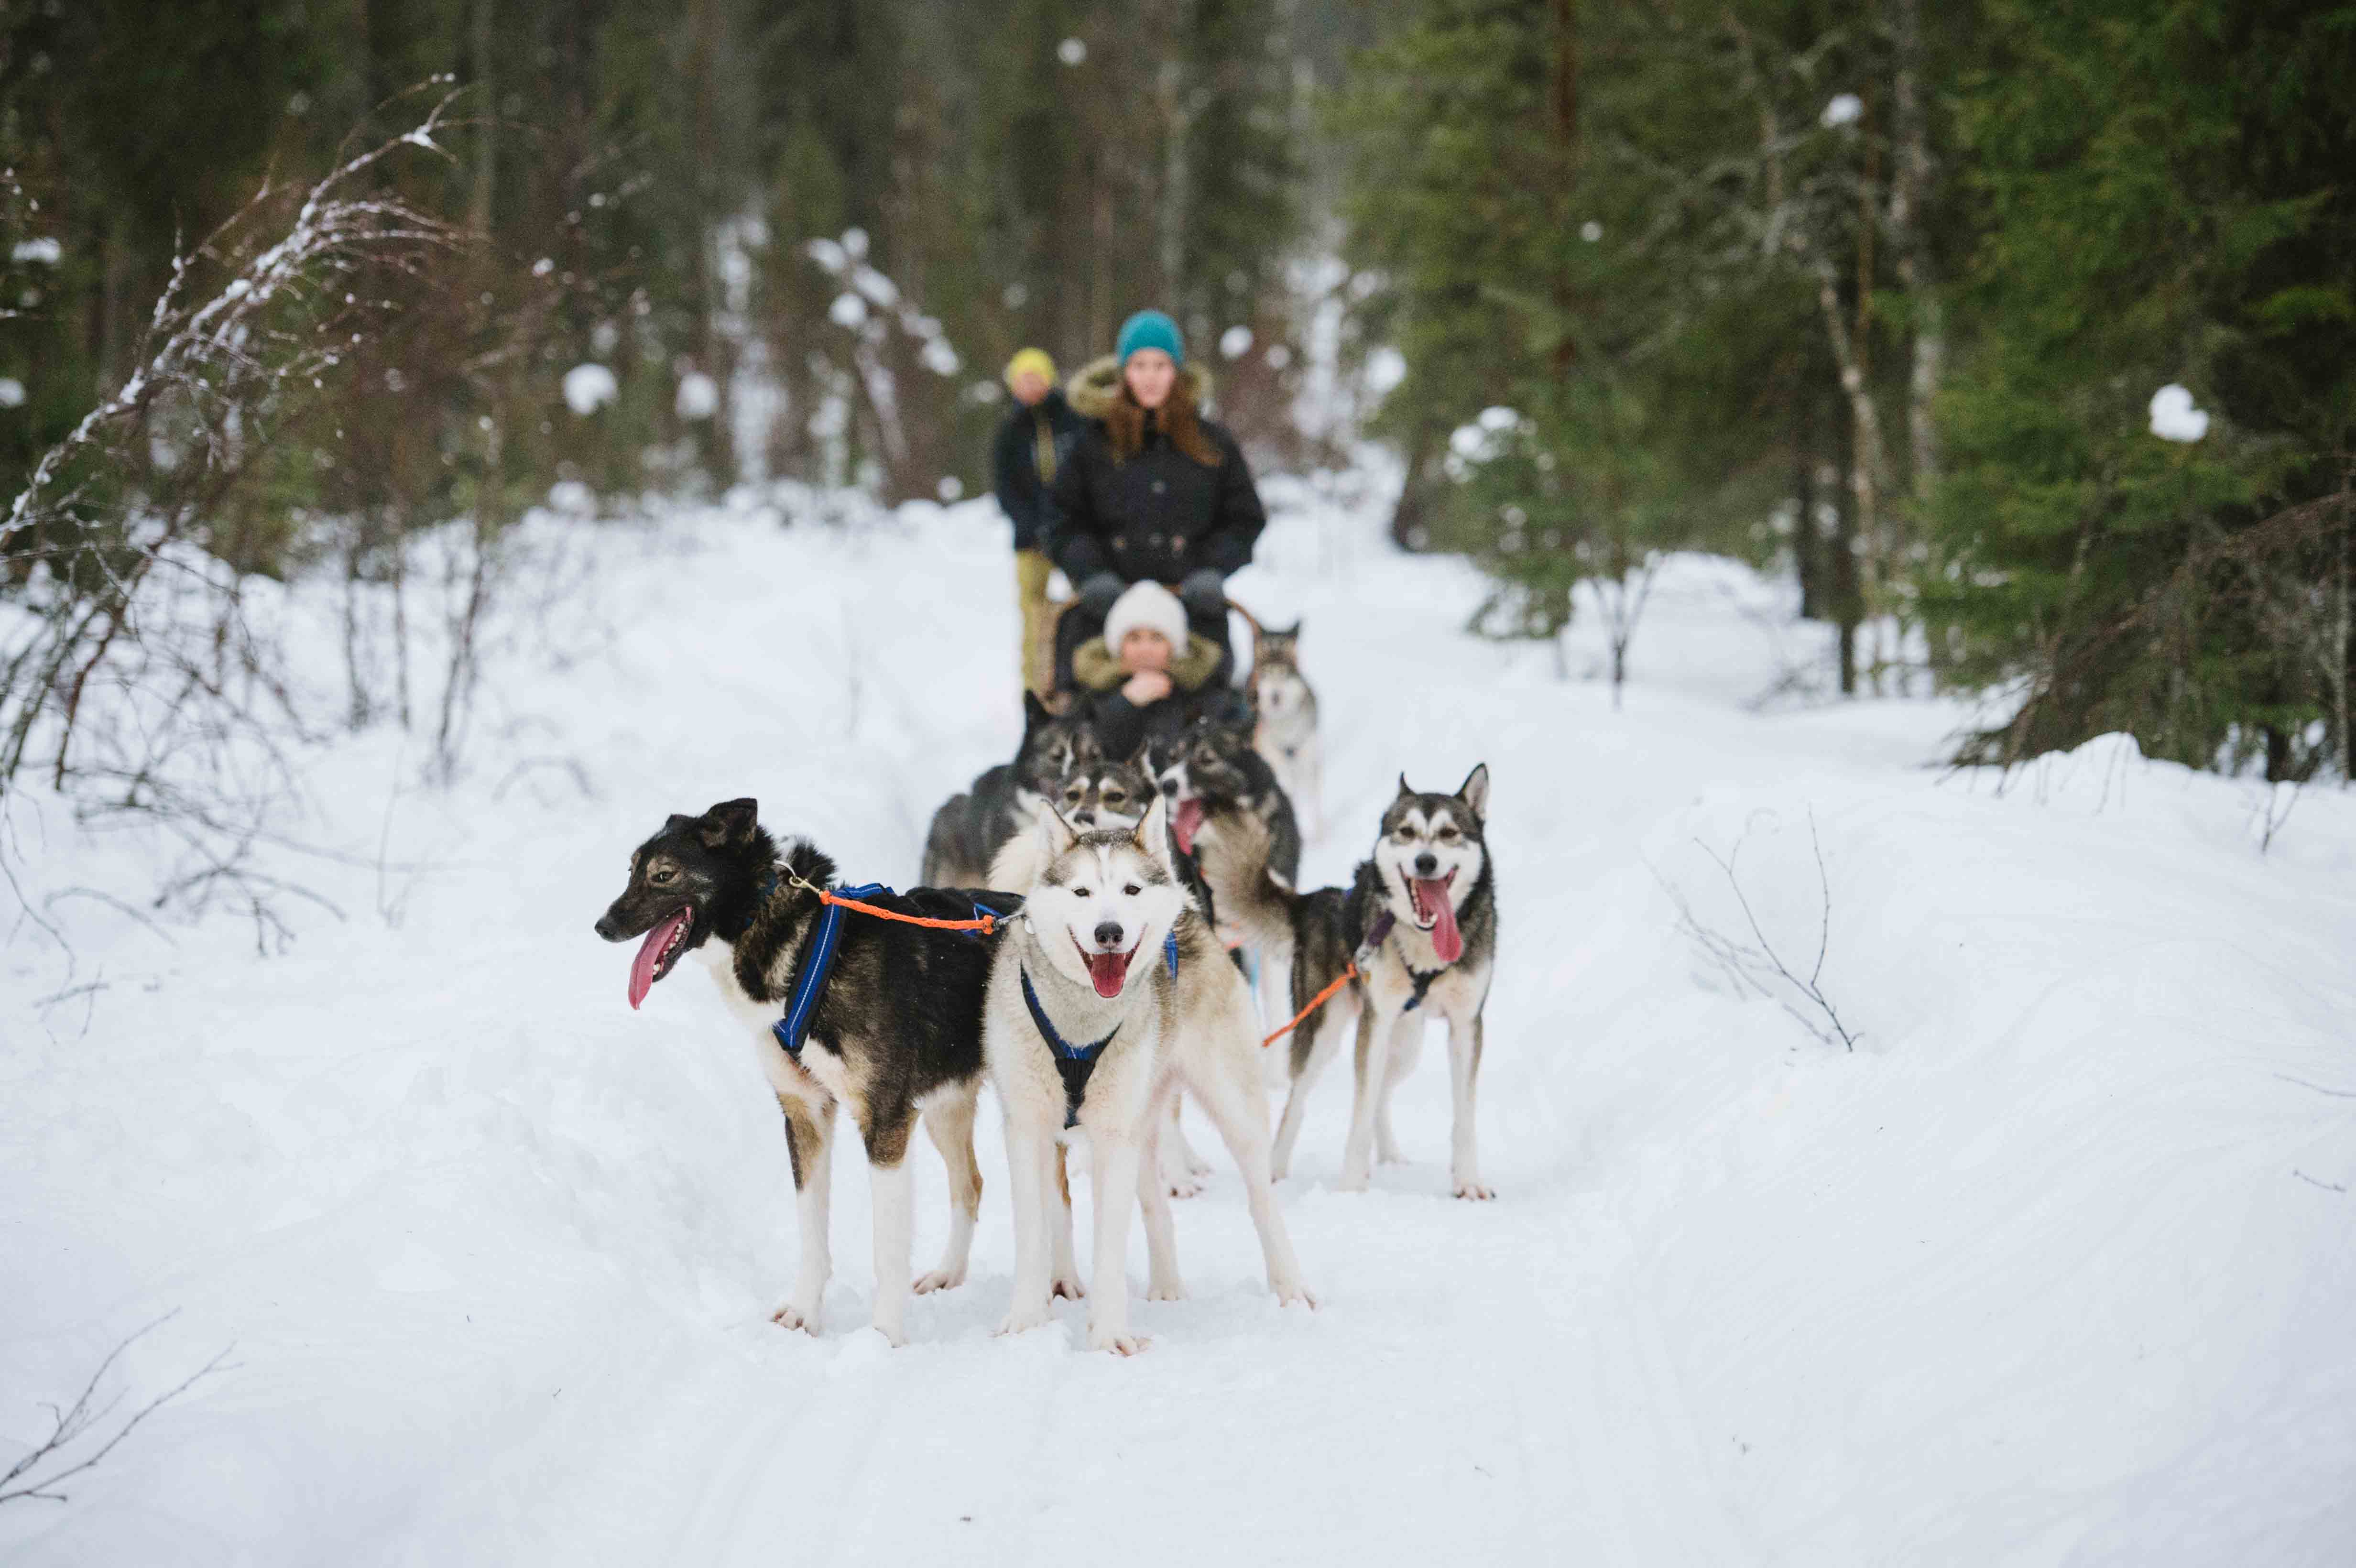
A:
[{"left": 1074, "top": 580, "right": 1245, "bottom": 756}]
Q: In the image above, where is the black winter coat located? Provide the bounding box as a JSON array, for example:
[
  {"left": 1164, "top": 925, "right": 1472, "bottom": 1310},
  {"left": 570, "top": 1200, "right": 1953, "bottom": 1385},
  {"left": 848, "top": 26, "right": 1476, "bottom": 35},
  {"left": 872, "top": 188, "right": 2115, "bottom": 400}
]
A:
[
  {"left": 1045, "top": 415, "right": 1265, "bottom": 588},
  {"left": 990, "top": 389, "right": 1084, "bottom": 552},
  {"left": 1084, "top": 680, "right": 1253, "bottom": 762}
]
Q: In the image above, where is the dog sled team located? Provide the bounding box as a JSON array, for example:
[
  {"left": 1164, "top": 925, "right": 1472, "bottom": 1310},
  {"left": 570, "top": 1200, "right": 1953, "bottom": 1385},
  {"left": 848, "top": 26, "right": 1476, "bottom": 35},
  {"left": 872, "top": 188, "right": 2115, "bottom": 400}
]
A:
[{"left": 595, "top": 311, "right": 1499, "bottom": 1353}]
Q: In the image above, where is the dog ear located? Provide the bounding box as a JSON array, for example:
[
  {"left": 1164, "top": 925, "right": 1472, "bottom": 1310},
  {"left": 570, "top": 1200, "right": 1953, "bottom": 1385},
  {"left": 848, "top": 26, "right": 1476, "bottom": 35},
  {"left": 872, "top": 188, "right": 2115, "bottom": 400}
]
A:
[
  {"left": 1396, "top": 772, "right": 1417, "bottom": 802},
  {"left": 1022, "top": 689, "right": 1051, "bottom": 736},
  {"left": 665, "top": 813, "right": 697, "bottom": 833},
  {"left": 1035, "top": 799, "right": 1079, "bottom": 860},
  {"left": 1136, "top": 791, "right": 1175, "bottom": 874},
  {"left": 699, "top": 798, "right": 758, "bottom": 848},
  {"left": 1278, "top": 620, "right": 1301, "bottom": 641},
  {"left": 1456, "top": 763, "right": 1490, "bottom": 819},
  {"left": 1127, "top": 739, "right": 1153, "bottom": 774}
]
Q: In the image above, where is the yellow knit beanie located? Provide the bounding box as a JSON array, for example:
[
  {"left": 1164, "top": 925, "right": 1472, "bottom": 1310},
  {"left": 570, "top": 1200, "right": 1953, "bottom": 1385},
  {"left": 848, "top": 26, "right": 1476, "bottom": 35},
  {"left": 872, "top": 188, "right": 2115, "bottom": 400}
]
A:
[{"left": 1003, "top": 348, "right": 1057, "bottom": 389}]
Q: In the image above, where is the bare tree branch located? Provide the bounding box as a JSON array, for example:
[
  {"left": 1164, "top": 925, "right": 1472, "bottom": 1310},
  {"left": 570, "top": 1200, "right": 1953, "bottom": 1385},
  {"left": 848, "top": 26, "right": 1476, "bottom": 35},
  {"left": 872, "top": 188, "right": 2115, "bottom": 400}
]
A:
[
  {"left": 1660, "top": 810, "right": 1859, "bottom": 1051},
  {"left": 0, "top": 1315, "right": 235, "bottom": 1508}
]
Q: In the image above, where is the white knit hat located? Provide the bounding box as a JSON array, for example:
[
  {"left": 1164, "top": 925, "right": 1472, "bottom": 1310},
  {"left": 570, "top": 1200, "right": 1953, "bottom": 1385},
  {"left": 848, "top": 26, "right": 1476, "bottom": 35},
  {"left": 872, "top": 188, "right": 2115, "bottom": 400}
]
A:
[{"left": 1103, "top": 580, "right": 1189, "bottom": 656}]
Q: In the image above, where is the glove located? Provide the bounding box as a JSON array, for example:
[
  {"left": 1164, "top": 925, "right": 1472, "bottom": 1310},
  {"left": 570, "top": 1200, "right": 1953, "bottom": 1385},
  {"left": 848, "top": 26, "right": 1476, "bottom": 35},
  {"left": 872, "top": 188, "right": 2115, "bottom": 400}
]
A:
[
  {"left": 1078, "top": 572, "right": 1125, "bottom": 614},
  {"left": 1177, "top": 568, "right": 1226, "bottom": 618}
]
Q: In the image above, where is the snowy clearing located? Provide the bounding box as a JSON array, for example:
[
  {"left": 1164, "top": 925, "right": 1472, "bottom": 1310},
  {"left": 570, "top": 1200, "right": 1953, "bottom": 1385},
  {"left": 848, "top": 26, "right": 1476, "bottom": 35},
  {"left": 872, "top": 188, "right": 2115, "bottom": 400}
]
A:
[{"left": 5, "top": 480, "right": 2356, "bottom": 1565}]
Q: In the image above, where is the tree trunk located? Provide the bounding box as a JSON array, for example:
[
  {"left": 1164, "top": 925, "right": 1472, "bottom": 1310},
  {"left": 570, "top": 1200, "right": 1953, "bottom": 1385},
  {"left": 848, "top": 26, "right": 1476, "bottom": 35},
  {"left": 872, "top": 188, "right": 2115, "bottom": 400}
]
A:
[
  {"left": 1888, "top": 0, "right": 1941, "bottom": 507},
  {"left": 1549, "top": 0, "right": 1581, "bottom": 376},
  {"left": 469, "top": 0, "right": 494, "bottom": 236},
  {"left": 1793, "top": 371, "right": 1821, "bottom": 619},
  {"left": 1389, "top": 421, "right": 1443, "bottom": 552},
  {"left": 1834, "top": 392, "right": 1862, "bottom": 695}
]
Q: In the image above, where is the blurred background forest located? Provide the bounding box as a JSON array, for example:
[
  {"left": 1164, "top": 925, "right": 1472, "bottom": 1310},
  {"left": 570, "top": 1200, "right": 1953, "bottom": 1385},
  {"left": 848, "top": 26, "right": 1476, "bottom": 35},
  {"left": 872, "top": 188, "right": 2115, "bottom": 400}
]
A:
[{"left": 2, "top": 0, "right": 2352, "bottom": 797}]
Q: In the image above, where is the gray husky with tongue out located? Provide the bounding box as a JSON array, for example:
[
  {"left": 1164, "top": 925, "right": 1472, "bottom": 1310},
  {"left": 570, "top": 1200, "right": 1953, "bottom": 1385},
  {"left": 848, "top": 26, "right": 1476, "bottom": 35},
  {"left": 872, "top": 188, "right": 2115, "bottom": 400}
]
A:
[
  {"left": 1193, "top": 765, "right": 1498, "bottom": 1199},
  {"left": 984, "top": 793, "right": 1315, "bottom": 1354}
]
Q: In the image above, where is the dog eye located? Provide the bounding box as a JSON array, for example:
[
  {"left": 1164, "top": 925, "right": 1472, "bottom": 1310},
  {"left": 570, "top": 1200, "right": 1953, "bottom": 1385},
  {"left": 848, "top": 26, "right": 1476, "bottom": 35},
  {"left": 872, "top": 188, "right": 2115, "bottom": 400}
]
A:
[
  {"left": 650, "top": 867, "right": 675, "bottom": 883},
  {"left": 1123, "top": 883, "right": 1141, "bottom": 896},
  {"left": 1072, "top": 886, "right": 1091, "bottom": 899},
  {"left": 1103, "top": 791, "right": 1126, "bottom": 806},
  {"left": 1436, "top": 827, "right": 1460, "bottom": 840}
]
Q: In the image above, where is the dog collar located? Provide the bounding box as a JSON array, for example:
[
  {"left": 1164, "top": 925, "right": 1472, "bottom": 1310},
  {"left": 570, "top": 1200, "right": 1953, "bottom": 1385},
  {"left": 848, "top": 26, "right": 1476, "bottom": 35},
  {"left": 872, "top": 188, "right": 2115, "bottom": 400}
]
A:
[
  {"left": 1020, "top": 931, "right": 1179, "bottom": 1128},
  {"left": 771, "top": 881, "right": 884, "bottom": 1061}
]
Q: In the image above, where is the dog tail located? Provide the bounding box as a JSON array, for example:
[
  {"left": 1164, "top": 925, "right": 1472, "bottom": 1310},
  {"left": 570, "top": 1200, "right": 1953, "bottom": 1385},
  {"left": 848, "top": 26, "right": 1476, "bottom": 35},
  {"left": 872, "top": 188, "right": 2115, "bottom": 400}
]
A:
[{"left": 1190, "top": 807, "right": 1296, "bottom": 954}]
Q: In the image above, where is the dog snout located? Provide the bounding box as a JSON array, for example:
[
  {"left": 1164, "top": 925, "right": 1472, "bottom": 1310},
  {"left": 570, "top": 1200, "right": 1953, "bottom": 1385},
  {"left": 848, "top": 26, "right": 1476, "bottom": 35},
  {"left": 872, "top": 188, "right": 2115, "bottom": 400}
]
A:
[
  {"left": 1073, "top": 809, "right": 1095, "bottom": 825},
  {"left": 1093, "top": 919, "right": 1125, "bottom": 950},
  {"left": 594, "top": 911, "right": 623, "bottom": 941},
  {"left": 1413, "top": 852, "right": 1439, "bottom": 877},
  {"left": 1160, "top": 777, "right": 1179, "bottom": 797}
]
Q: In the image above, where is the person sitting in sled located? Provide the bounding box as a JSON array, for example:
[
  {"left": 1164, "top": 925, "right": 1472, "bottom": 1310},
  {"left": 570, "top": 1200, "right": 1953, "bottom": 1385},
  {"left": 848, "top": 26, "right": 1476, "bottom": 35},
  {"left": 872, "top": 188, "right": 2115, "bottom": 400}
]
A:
[
  {"left": 1075, "top": 580, "right": 1249, "bottom": 759},
  {"left": 1045, "top": 308, "right": 1265, "bottom": 687}
]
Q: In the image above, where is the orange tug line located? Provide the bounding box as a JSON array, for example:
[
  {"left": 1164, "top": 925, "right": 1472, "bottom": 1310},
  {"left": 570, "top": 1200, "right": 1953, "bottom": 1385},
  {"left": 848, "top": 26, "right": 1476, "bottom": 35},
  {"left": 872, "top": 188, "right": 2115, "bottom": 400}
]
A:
[
  {"left": 1263, "top": 963, "right": 1357, "bottom": 1049},
  {"left": 794, "top": 865, "right": 1352, "bottom": 1040},
  {"left": 819, "top": 891, "right": 994, "bottom": 934}
]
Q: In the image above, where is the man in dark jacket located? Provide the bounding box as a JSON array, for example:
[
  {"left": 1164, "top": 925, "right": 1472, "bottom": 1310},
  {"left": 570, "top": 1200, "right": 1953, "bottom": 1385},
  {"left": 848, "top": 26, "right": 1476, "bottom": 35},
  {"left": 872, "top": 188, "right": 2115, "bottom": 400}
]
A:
[
  {"left": 992, "top": 347, "right": 1083, "bottom": 695},
  {"left": 1045, "top": 310, "right": 1267, "bottom": 670}
]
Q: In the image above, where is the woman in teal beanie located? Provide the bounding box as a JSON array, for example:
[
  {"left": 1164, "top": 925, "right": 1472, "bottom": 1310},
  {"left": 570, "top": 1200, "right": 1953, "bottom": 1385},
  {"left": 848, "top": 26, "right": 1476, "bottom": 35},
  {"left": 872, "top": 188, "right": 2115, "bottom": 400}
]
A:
[{"left": 1044, "top": 307, "right": 1266, "bottom": 669}]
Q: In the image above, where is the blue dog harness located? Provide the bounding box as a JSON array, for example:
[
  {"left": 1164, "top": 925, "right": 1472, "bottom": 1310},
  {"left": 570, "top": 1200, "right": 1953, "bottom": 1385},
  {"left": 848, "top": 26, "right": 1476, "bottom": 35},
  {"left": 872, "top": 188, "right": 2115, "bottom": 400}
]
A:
[
  {"left": 769, "top": 881, "right": 1005, "bottom": 1062},
  {"left": 772, "top": 882, "right": 884, "bottom": 1061},
  {"left": 1020, "top": 930, "right": 1180, "bottom": 1128}
]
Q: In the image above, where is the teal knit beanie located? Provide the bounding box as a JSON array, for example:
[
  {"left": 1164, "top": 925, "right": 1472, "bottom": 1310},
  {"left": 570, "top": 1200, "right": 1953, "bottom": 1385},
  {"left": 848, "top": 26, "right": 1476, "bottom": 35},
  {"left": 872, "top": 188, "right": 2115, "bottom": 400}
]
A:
[{"left": 1115, "top": 309, "right": 1185, "bottom": 368}]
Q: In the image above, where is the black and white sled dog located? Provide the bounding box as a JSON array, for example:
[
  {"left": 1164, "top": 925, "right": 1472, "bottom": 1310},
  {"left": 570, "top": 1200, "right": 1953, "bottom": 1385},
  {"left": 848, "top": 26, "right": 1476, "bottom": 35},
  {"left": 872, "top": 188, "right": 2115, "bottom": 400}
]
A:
[
  {"left": 1145, "top": 714, "right": 1304, "bottom": 1194},
  {"left": 1149, "top": 712, "right": 1302, "bottom": 947},
  {"left": 983, "top": 746, "right": 1156, "bottom": 893},
  {"left": 1194, "top": 766, "right": 1499, "bottom": 1199},
  {"left": 920, "top": 692, "right": 1100, "bottom": 889},
  {"left": 1247, "top": 620, "right": 1322, "bottom": 841},
  {"left": 984, "top": 795, "right": 1315, "bottom": 1353},
  {"left": 596, "top": 799, "right": 1012, "bottom": 1345}
]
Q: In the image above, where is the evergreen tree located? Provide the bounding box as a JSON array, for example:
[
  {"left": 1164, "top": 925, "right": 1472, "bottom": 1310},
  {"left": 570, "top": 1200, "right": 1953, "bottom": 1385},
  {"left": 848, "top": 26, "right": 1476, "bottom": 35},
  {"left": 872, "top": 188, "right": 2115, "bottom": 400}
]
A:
[{"left": 1926, "top": 0, "right": 2356, "bottom": 776}]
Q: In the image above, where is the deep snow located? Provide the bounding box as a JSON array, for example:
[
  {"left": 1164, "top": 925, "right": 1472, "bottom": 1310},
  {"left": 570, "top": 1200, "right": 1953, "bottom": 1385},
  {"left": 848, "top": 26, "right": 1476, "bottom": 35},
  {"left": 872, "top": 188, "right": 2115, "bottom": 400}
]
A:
[{"left": 4, "top": 476, "right": 2355, "bottom": 1565}]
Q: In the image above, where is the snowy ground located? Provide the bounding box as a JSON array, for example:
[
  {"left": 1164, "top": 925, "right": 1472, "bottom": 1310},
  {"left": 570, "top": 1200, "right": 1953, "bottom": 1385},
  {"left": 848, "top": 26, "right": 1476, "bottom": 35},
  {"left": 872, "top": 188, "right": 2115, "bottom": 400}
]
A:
[{"left": 5, "top": 477, "right": 2356, "bottom": 1565}]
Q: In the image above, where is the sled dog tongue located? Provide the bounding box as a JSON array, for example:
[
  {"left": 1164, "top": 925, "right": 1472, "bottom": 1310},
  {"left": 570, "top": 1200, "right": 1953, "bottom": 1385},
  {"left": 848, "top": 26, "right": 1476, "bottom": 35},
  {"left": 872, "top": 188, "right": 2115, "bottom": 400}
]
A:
[
  {"left": 1172, "top": 797, "right": 1206, "bottom": 855},
  {"left": 1085, "top": 948, "right": 1131, "bottom": 998},
  {"left": 1415, "top": 878, "right": 1463, "bottom": 964},
  {"left": 629, "top": 907, "right": 691, "bottom": 1010}
]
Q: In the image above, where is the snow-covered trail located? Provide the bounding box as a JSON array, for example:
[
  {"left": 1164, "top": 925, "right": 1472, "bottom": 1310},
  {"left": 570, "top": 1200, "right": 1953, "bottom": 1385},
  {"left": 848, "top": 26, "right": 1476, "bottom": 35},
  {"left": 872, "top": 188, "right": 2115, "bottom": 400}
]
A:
[{"left": 6, "top": 483, "right": 2356, "bottom": 1565}]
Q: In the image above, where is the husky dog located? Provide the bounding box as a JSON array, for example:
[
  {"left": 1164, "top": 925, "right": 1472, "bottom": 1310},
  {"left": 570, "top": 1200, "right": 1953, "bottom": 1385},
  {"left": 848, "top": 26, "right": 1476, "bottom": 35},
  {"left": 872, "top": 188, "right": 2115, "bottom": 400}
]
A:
[
  {"left": 1194, "top": 766, "right": 1498, "bottom": 1198},
  {"left": 921, "top": 692, "right": 1100, "bottom": 888},
  {"left": 984, "top": 748, "right": 1155, "bottom": 893},
  {"left": 1247, "top": 621, "right": 1322, "bottom": 841},
  {"left": 596, "top": 799, "right": 1012, "bottom": 1345},
  {"left": 988, "top": 748, "right": 1218, "bottom": 1204},
  {"left": 1148, "top": 712, "right": 1302, "bottom": 946},
  {"left": 985, "top": 796, "right": 1315, "bottom": 1353}
]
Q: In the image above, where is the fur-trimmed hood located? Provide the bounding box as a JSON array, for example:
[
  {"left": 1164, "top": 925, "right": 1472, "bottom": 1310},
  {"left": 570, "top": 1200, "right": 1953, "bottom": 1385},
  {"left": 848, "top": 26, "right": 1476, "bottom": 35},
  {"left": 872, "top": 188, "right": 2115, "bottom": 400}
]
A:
[{"left": 1065, "top": 354, "right": 1215, "bottom": 421}]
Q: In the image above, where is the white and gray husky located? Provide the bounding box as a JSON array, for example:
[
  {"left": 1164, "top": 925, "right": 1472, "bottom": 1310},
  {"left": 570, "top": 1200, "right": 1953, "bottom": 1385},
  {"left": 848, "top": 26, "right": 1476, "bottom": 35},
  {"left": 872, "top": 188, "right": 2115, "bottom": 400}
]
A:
[
  {"left": 1247, "top": 620, "right": 1322, "bottom": 841},
  {"left": 984, "top": 795, "right": 1315, "bottom": 1353},
  {"left": 1195, "top": 766, "right": 1498, "bottom": 1198}
]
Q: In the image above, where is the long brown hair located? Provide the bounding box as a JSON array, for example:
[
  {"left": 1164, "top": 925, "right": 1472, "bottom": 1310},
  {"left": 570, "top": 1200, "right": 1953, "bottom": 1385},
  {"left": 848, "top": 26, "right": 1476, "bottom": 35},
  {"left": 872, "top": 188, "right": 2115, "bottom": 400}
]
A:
[{"left": 1103, "top": 371, "right": 1222, "bottom": 467}]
